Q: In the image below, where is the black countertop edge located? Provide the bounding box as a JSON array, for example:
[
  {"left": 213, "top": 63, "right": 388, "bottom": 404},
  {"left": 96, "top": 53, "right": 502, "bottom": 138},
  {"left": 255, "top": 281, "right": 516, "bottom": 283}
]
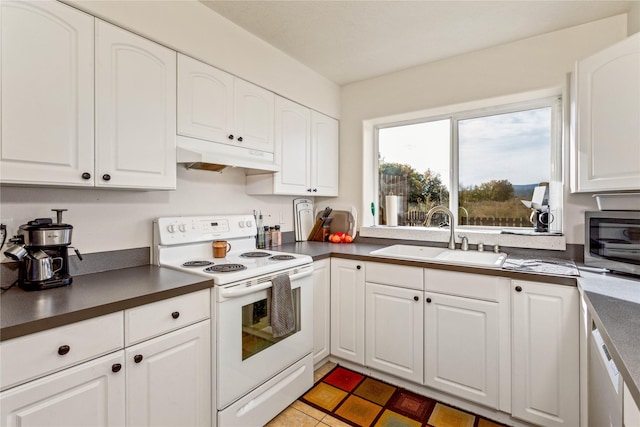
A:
[
  {"left": 0, "top": 265, "right": 212, "bottom": 341},
  {"left": 582, "top": 291, "right": 640, "bottom": 407}
]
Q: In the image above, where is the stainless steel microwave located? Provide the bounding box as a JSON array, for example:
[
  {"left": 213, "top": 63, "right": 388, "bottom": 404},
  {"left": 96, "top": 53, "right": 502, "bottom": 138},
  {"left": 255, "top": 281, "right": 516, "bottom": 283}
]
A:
[{"left": 585, "top": 211, "right": 640, "bottom": 276}]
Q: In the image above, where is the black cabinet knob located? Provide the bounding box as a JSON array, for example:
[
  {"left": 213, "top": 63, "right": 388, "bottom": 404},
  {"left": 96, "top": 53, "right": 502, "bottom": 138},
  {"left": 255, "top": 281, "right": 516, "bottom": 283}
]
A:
[
  {"left": 57, "top": 345, "right": 70, "bottom": 356},
  {"left": 171, "top": 311, "right": 180, "bottom": 319},
  {"left": 426, "top": 297, "right": 432, "bottom": 303},
  {"left": 102, "top": 174, "right": 111, "bottom": 181},
  {"left": 134, "top": 354, "right": 143, "bottom": 363},
  {"left": 112, "top": 363, "right": 122, "bottom": 373},
  {"left": 313, "top": 188, "right": 318, "bottom": 192},
  {"left": 413, "top": 296, "right": 419, "bottom": 301},
  {"left": 228, "top": 134, "right": 234, "bottom": 140},
  {"left": 356, "top": 265, "right": 361, "bottom": 270},
  {"left": 515, "top": 285, "right": 523, "bottom": 292},
  {"left": 81, "top": 172, "right": 91, "bottom": 180},
  {"left": 237, "top": 136, "right": 243, "bottom": 142},
  {"left": 307, "top": 188, "right": 312, "bottom": 192}
]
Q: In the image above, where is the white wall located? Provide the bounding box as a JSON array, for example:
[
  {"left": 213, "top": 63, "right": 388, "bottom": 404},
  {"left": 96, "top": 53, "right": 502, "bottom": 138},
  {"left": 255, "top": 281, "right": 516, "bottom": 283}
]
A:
[
  {"left": 629, "top": 2, "right": 640, "bottom": 35},
  {"left": 1, "top": 0, "right": 340, "bottom": 258},
  {"left": 330, "top": 14, "right": 629, "bottom": 245}
]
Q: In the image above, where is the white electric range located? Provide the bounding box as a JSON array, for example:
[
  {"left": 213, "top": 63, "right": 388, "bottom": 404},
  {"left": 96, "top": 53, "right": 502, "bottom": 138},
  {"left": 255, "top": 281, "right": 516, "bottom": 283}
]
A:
[{"left": 153, "top": 215, "right": 314, "bottom": 427}]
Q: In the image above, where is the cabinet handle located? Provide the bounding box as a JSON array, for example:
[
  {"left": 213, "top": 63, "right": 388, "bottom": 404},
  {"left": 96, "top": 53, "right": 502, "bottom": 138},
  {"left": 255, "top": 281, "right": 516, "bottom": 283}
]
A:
[
  {"left": 307, "top": 188, "right": 312, "bottom": 192},
  {"left": 134, "top": 354, "right": 143, "bottom": 363},
  {"left": 515, "top": 285, "right": 523, "bottom": 292},
  {"left": 413, "top": 296, "right": 419, "bottom": 301},
  {"left": 237, "top": 136, "right": 243, "bottom": 142},
  {"left": 102, "top": 174, "right": 111, "bottom": 181},
  {"left": 313, "top": 188, "right": 318, "bottom": 192},
  {"left": 112, "top": 363, "right": 122, "bottom": 373},
  {"left": 81, "top": 172, "right": 91, "bottom": 180},
  {"left": 426, "top": 297, "right": 432, "bottom": 303},
  {"left": 228, "top": 134, "right": 234, "bottom": 140},
  {"left": 356, "top": 265, "right": 361, "bottom": 270},
  {"left": 171, "top": 311, "right": 180, "bottom": 319},
  {"left": 57, "top": 345, "right": 70, "bottom": 356}
]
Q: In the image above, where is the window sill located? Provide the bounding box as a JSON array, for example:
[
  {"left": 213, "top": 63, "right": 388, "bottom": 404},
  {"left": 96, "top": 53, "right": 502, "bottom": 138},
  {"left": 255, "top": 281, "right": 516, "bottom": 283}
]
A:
[{"left": 359, "top": 226, "right": 566, "bottom": 251}]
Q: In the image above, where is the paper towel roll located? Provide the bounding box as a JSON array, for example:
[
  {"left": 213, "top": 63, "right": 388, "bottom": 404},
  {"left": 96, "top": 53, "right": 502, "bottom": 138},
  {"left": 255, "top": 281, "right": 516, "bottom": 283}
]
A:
[{"left": 386, "top": 195, "right": 398, "bottom": 226}]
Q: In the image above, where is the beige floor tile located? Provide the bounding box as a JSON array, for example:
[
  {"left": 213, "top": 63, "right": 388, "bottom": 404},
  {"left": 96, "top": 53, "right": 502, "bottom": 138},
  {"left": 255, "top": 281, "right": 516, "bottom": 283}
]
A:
[
  {"left": 320, "top": 414, "right": 353, "bottom": 427},
  {"left": 265, "top": 407, "right": 320, "bottom": 427},
  {"left": 292, "top": 400, "right": 328, "bottom": 421},
  {"left": 428, "top": 403, "right": 475, "bottom": 427}
]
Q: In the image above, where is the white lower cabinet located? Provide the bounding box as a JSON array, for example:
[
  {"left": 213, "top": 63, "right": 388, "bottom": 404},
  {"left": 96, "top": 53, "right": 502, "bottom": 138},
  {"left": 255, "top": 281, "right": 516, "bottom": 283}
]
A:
[
  {"left": 424, "top": 292, "right": 499, "bottom": 408},
  {"left": 313, "top": 259, "right": 331, "bottom": 365},
  {"left": 624, "top": 382, "right": 640, "bottom": 427},
  {"left": 512, "top": 280, "right": 579, "bottom": 427},
  {"left": 365, "top": 282, "right": 424, "bottom": 382},
  {"left": 126, "top": 320, "right": 211, "bottom": 427},
  {"left": 330, "top": 258, "right": 365, "bottom": 364},
  {"left": 0, "top": 351, "right": 126, "bottom": 426}
]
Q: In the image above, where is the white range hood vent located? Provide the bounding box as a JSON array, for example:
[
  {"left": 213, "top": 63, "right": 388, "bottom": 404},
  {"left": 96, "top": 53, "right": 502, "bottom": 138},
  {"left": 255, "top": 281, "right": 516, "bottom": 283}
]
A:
[{"left": 176, "top": 135, "right": 279, "bottom": 174}]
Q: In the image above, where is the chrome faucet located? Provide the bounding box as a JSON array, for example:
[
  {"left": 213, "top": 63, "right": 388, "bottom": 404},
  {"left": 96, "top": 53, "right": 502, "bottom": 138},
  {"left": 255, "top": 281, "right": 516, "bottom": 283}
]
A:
[{"left": 424, "top": 205, "right": 456, "bottom": 250}]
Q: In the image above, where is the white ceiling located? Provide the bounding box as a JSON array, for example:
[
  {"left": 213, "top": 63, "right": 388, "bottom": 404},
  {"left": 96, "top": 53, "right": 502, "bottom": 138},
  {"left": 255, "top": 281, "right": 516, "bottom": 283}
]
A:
[{"left": 201, "top": 0, "right": 636, "bottom": 85}]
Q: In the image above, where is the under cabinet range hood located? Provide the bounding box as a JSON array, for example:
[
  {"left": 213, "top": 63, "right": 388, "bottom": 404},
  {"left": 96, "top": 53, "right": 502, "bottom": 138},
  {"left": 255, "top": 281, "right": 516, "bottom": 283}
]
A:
[{"left": 176, "top": 135, "right": 280, "bottom": 174}]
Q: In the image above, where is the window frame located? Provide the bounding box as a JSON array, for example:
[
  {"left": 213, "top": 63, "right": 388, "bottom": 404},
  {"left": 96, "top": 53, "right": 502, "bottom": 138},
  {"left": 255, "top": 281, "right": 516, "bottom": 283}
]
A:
[{"left": 362, "top": 89, "right": 565, "bottom": 249}]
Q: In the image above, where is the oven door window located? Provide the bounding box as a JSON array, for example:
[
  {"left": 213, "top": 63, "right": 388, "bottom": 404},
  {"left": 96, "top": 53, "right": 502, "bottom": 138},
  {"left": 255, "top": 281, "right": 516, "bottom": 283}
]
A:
[
  {"left": 241, "top": 288, "right": 301, "bottom": 360},
  {"left": 589, "top": 218, "right": 640, "bottom": 265}
]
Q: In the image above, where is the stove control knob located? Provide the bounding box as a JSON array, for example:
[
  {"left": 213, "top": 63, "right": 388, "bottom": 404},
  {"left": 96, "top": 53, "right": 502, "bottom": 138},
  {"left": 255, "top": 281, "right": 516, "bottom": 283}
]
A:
[
  {"left": 167, "top": 224, "right": 176, "bottom": 233},
  {"left": 245, "top": 220, "right": 253, "bottom": 228},
  {"left": 178, "top": 223, "right": 187, "bottom": 232},
  {"left": 238, "top": 221, "right": 245, "bottom": 228}
]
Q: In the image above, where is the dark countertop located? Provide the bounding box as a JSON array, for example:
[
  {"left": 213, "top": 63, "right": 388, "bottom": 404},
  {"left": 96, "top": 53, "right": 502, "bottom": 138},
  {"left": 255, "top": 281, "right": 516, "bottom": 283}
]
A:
[
  {"left": 578, "top": 272, "right": 640, "bottom": 408},
  {"left": 0, "top": 265, "right": 211, "bottom": 341}
]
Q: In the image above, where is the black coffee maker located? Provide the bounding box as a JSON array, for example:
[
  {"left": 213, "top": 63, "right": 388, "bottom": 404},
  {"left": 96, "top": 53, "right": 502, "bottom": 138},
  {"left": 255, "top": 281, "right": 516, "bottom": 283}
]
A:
[{"left": 4, "top": 209, "right": 82, "bottom": 291}]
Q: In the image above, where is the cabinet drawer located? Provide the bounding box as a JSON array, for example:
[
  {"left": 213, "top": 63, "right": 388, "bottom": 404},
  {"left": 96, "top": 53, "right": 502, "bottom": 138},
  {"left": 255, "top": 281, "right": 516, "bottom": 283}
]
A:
[
  {"left": 365, "top": 262, "right": 424, "bottom": 290},
  {"left": 424, "top": 269, "right": 505, "bottom": 302},
  {"left": 0, "top": 312, "right": 123, "bottom": 391},
  {"left": 125, "top": 289, "right": 210, "bottom": 346}
]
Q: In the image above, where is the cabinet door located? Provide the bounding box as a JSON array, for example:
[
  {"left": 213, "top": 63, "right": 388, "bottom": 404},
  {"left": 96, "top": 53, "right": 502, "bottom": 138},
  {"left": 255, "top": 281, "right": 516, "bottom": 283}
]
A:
[
  {"left": 234, "top": 79, "right": 274, "bottom": 153},
  {"left": 366, "top": 282, "right": 423, "bottom": 382},
  {"left": 126, "top": 320, "right": 211, "bottom": 427},
  {"left": 0, "top": 0, "right": 94, "bottom": 186},
  {"left": 177, "top": 54, "right": 234, "bottom": 144},
  {"left": 274, "top": 96, "right": 311, "bottom": 195},
  {"left": 573, "top": 33, "right": 640, "bottom": 192},
  {"left": 311, "top": 111, "right": 339, "bottom": 196},
  {"left": 313, "top": 259, "right": 331, "bottom": 365},
  {"left": 95, "top": 20, "right": 176, "bottom": 190},
  {"left": 512, "top": 281, "right": 579, "bottom": 427},
  {"left": 0, "top": 352, "right": 125, "bottom": 426},
  {"left": 424, "top": 292, "right": 499, "bottom": 408},
  {"left": 330, "top": 258, "right": 365, "bottom": 364}
]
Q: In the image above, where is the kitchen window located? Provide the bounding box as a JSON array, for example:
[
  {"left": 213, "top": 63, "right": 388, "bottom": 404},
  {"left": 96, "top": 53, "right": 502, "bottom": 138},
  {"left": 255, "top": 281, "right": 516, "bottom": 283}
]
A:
[{"left": 375, "top": 96, "right": 562, "bottom": 231}]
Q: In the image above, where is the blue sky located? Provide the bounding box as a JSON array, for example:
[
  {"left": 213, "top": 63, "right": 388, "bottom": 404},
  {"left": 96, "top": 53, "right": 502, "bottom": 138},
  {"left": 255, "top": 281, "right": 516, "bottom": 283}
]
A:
[{"left": 379, "top": 107, "right": 551, "bottom": 188}]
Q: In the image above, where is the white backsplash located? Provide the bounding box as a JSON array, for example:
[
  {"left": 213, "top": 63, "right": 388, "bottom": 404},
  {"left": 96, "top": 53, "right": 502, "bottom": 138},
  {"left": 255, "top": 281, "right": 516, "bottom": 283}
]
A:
[{"left": 0, "top": 167, "right": 297, "bottom": 259}]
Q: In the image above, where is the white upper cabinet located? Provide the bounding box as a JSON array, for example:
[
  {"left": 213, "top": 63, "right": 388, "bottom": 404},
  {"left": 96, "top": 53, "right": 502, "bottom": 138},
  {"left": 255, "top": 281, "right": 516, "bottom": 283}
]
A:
[
  {"left": 177, "top": 54, "right": 274, "bottom": 153},
  {"left": 95, "top": 20, "right": 176, "bottom": 190},
  {"left": 246, "top": 96, "right": 339, "bottom": 196},
  {"left": 177, "top": 54, "right": 234, "bottom": 144},
  {"left": 0, "top": 0, "right": 95, "bottom": 186},
  {"left": 572, "top": 33, "right": 640, "bottom": 192}
]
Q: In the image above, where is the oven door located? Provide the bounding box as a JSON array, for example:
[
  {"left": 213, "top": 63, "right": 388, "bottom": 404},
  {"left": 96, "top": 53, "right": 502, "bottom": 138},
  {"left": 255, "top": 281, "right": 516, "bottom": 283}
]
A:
[{"left": 216, "top": 266, "right": 313, "bottom": 409}]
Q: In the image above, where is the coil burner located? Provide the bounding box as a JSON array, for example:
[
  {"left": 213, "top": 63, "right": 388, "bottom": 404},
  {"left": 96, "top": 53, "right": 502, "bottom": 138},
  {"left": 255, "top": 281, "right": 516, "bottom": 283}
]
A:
[
  {"left": 182, "top": 260, "right": 214, "bottom": 267},
  {"left": 204, "top": 264, "right": 247, "bottom": 273},
  {"left": 269, "top": 255, "right": 296, "bottom": 261},
  {"left": 240, "top": 252, "right": 271, "bottom": 258}
]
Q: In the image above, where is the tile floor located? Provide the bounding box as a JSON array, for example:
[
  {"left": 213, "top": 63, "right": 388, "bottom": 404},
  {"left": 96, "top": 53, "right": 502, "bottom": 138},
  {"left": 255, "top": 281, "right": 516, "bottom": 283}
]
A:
[{"left": 266, "top": 362, "right": 505, "bottom": 427}]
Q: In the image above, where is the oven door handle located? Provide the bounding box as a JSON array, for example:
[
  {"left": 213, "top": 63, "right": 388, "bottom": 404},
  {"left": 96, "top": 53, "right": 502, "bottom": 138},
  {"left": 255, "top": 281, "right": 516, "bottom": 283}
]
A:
[{"left": 219, "top": 267, "right": 313, "bottom": 299}]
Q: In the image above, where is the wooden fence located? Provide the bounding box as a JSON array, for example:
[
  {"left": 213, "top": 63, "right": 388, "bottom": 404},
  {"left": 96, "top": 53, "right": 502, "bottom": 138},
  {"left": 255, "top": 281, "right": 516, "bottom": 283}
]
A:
[{"left": 406, "top": 210, "right": 529, "bottom": 228}]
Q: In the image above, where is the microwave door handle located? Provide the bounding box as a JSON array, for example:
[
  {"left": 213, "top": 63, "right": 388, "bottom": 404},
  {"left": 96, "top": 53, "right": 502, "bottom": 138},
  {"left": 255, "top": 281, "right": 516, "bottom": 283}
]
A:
[{"left": 220, "top": 281, "right": 273, "bottom": 298}]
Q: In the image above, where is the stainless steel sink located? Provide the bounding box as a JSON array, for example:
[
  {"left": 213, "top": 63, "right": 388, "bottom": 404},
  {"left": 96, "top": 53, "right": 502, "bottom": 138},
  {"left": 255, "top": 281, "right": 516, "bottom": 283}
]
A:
[{"left": 369, "top": 244, "right": 507, "bottom": 269}]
